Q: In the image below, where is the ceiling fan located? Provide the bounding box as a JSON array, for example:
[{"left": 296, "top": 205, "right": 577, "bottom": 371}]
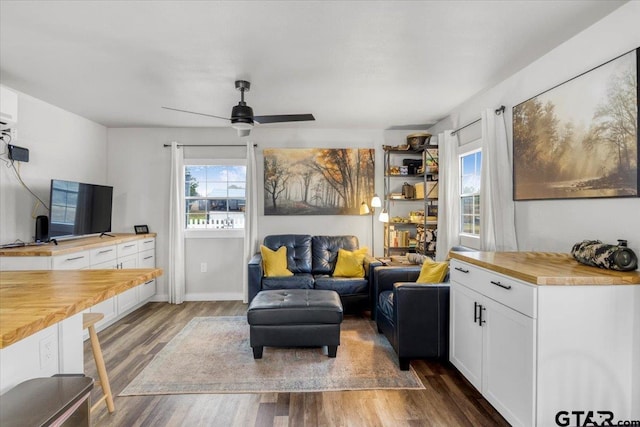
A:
[{"left": 162, "top": 80, "right": 315, "bottom": 137}]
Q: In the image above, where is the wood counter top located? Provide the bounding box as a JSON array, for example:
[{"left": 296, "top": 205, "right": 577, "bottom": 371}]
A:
[
  {"left": 0, "top": 268, "right": 163, "bottom": 348},
  {"left": 449, "top": 251, "right": 640, "bottom": 286},
  {"left": 0, "top": 233, "right": 157, "bottom": 257}
]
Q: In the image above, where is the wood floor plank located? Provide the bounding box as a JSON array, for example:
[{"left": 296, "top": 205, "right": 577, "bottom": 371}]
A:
[{"left": 86, "top": 301, "right": 508, "bottom": 426}]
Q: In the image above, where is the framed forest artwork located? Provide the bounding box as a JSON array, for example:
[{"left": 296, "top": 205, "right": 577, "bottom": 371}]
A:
[
  {"left": 263, "top": 148, "right": 375, "bottom": 215},
  {"left": 513, "top": 48, "right": 639, "bottom": 201}
]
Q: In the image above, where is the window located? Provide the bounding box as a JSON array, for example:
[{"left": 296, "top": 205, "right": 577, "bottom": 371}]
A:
[
  {"left": 460, "top": 149, "right": 481, "bottom": 236},
  {"left": 184, "top": 161, "right": 247, "bottom": 231}
]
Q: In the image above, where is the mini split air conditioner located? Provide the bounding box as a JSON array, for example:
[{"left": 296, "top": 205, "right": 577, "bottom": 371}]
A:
[{"left": 0, "top": 86, "right": 18, "bottom": 130}]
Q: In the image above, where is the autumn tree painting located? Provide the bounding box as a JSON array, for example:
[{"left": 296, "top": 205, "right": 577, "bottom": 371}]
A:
[
  {"left": 264, "top": 148, "right": 375, "bottom": 215},
  {"left": 513, "top": 49, "right": 638, "bottom": 200}
]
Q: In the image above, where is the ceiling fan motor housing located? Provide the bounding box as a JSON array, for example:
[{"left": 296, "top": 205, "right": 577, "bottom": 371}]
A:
[{"left": 231, "top": 103, "right": 254, "bottom": 125}]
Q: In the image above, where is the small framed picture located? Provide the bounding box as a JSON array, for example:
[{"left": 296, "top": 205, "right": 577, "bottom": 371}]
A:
[{"left": 134, "top": 224, "right": 149, "bottom": 235}]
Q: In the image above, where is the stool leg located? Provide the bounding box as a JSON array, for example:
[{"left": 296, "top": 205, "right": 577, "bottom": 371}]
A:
[{"left": 88, "top": 324, "right": 115, "bottom": 413}]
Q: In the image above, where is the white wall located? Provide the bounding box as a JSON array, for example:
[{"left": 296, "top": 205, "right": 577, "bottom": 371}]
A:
[
  {"left": 106, "top": 127, "right": 414, "bottom": 301},
  {"left": 428, "top": 2, "right": 640, "bottom": 415},
  {"left": 428, "top": 2, "right": 640, "bottom": 257},
  {"left": 0, "top": 85, "right": 107, "bottom": 244}
]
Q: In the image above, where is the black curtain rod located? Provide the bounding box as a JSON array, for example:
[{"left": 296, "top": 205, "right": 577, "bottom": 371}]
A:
[
  {"left": 163, "top": 143, "right": 257, "bottom": 147},
  {"left": 450, "top": 105, "right": 506, "bottom": 136}
]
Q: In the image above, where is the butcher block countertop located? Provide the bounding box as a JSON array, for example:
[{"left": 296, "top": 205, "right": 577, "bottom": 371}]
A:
[
  {"left": 0, "top": 268, "right": 163, "bottom": 349},
  {"left": 0, "top": 233, "right": 157, "bottom": 257},
  {"left": 449, "top": 251, "right": 640, "bottom": 286}
]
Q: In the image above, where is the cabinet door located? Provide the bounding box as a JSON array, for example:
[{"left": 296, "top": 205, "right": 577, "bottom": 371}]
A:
[
  {"left": 449, "top": 282, "right": 483, "bottom": 390},
  {"left": 119, "top": 254, "right": 137, "bottom": 269},
  {"left": 482, "top": 297, "right": 536, "bottom": 427}
]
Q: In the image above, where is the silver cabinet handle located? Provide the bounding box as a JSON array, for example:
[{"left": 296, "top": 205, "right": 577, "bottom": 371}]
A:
[
  {"left": 124, "top": 244, "right": 135, "bottom": 249},
  {"left": 144, "top": 240, "right": 153, "bottom": 244},
  {"left": 454, "top": 266, "right": 469, "bottom": 273},
  {"left": 144, "top": 280, "right": 154, "bottom": 285},
  {"left": 66, "top": 256, "right": 85, "bottom": 261},
  {"left": 143, "top": 256, "right": 153, "bottom": 260},
  {"left": 491, "top": 280, "right": 512, "bottom": 290},
  {"left": 98, "top": 249, "right": 113, "bottom": 254}
]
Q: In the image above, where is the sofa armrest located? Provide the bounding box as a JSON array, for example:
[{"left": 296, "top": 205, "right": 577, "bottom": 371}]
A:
[
  {"left": 364, "top": 256, "right": 383, "bottom": 279},
  {"left": 373, "top": 266, "right": 422, "bottom": 296},
  {"left": 393, "top": 282, "right": 450, "bottom": 358},
  {"left": 248, "top": 253, "right": 263, "bottom": 303}
]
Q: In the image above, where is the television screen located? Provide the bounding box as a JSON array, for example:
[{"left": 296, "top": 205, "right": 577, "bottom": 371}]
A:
[{"left": 49, "top": 179, "right": 113, "bottom": 239}]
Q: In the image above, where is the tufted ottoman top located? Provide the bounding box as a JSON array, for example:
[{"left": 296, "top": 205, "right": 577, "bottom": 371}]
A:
[{"left": 247, "top": 289, "right": 343, "bottom": 325}]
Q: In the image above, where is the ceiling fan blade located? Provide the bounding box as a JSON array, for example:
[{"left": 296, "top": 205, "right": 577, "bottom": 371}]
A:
[
  {"left": 253, "top": 114, "right": 315, "bottom": 124},
  {"left": 162, "top": 106, "right": 230, "bottom": 121}
]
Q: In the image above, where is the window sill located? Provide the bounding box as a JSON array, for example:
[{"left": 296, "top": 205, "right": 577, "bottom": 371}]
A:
[
  {"left": 185, "top": 229, "right": 244, "bottom": 239},
  {"left": 459, "top": 233, "right": 480, "bottom": 250}
]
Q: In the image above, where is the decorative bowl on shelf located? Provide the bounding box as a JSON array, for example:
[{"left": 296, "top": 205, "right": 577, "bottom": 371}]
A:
[{"left": 406, "top": 133, "right": 432, "bottom": 150}]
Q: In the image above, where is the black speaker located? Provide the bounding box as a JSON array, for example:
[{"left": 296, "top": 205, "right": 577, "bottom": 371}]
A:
[{"left": 35, "top": 215, "right": 49, "bottom": 243}]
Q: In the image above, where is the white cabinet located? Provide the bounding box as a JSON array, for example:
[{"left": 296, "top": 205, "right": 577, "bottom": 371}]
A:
[
  {"left": 0, "top": 234, "right": 157, "bottom": 333},
  {"left": 52, "top": 251, "right": 90, "bottom": 270},
  {"left": 450, "top": 259, "right": 536, "bottom": 427},
  {"left": 450, "top": 257, "right": 638, "bottom": 427}
]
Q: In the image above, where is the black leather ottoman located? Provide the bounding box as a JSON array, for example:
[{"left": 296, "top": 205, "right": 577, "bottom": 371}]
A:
[{"left": 247, "top": 289, "right": 344, "bottom": 359}]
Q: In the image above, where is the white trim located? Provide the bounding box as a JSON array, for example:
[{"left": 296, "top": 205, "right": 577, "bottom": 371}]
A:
[
  {"left": 184, "top": 158, "right": 247, "bottom": 166},
  {"left": 185, "top": 229, "right": 244, "bottom": 239},
  {"left": 185, "top": 292, "right": 244, "bottom": 301}
]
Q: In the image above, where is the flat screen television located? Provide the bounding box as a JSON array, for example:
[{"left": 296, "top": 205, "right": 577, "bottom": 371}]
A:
[{"left": 49, "top": 179, "right": 113, "bottom": 239}]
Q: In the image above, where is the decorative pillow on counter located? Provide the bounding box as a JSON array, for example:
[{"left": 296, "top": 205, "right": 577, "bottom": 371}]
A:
[
  {"left": 416, "top": 257, "right": 449, "bottom": 283},
  {"left": 260, "top": 245, "right": 293, "bottom": 277},
  {"left": 333, "top": 247, "right": 369, "bottom": 278}
]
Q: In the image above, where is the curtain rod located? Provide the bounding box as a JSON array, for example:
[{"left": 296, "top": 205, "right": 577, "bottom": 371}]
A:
[
  {"left": 450, "top": 105, "right": 506, "bottom": 136},
  {"left": 163, "top": 143, "right": 257, "bottom": 147}
]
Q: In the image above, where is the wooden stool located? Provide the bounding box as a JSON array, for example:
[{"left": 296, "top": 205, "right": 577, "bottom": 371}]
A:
[{"left": 83, "top": 313, "right": 115, "bottom": 413}]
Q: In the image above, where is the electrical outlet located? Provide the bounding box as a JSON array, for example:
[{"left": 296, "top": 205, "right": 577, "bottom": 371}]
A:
[
  {"left": 200, "top": 262, "right": 207, "bottom": 273},
  {"left": 39, "top": 334, "right": 55, "bottom": 369}
]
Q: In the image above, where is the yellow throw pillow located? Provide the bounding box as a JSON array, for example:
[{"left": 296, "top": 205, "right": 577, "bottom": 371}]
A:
[
  {"left": 260, "top": 245, "right": 293, "bottom": 277},
  {"left": 416, "top": 258, "right": 449, "bottom": 283},
  {"left": 333, "top": 247, "right": 368, "bottom": 278}
]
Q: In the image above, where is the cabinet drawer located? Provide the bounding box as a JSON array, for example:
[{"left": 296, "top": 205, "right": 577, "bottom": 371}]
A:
[
  {"left": 138, "top": 250, "right": 155, "bottom": 268},
  {"left": 139, "top": 279, "right": 156, "bottom": 301},
  {"left": 139, "top": 238, "right": 155, "bottom": 252},
  {"left": 451, "top": 259, "right": 537, "bottom": 318},
  {"left": 90, "top": 245, "right": 117, "bottom": 265},
  {"left": 52, "top": 251, "right": 90, "bottom": 270},
  {"left": 117, "top": 241, "right": 139, "bottom": 257}
]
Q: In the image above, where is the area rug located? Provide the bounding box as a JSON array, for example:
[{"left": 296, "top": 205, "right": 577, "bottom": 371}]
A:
[{"left": 120, "top": 316, "right": 425, "bottom": 395}]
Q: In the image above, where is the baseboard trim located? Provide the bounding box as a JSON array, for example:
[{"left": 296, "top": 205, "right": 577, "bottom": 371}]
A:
[
  {"left": 148, "top": 293, "right": 244, "bottom": 302},
  {"left": 185, "top": 292, "right": 244, "bottom": 301}
]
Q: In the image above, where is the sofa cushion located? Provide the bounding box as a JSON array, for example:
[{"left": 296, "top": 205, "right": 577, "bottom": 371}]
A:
[
  {"left": 262, "top": 273, "right": 314, "bottom": 291},
  {"left": 416, "top": 259, "right": 449, "bottom": 283},
  {"left": 314, "top": 275, "right": 368, "bottom": 296},
  {"left": 263, "top": 234, "right": 312, "bottom": 274},
  {"left": 260, "top": 245, "right": 293, "bottom": 277},
  {"left": 333, "top": 247, "right": 368, "bottom": 278},
  {"left": 311, "top": 235, "right": 359, "bottom": 274},
  {"left": 378, "top": 290, "right": 394, "bottom": 322}
]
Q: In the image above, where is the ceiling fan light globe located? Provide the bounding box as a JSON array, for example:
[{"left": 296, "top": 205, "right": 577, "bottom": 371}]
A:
[{"left": 236, "top": 128, "right": 251, "bottom": 137}]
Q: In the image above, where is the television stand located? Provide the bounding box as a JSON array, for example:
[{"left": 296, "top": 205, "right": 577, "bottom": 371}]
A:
[{"left": 100, "top": 232, "right": 115, "bottom": 238}]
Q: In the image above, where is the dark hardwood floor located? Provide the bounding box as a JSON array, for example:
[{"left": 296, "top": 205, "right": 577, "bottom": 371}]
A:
[{"left": 85, "top": 302, "right": 508, "bottom": 427}]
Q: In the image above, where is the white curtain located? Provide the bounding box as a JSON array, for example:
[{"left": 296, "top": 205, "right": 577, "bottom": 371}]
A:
[
  {"left": 480, "top": 109, "right": 518, "bottom": 251},
  {"left": 168, "top": 141, "right": 186, "bottom": 304},
  {"left": 435, "top": 130, "right": 461, "bottom": 261},
  {"left": 242, "top": 141, "right": 259, "bottom": 303}
]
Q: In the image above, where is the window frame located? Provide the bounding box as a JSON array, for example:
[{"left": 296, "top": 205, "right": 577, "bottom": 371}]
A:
[
  {"left": 183, "top": 158, "right": 247, "bottom": 239},
  {"left": 458, "top": 139, "right": 482, "bottom": 249}
]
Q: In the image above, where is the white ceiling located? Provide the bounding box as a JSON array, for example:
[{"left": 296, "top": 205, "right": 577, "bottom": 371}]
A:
[{"left": 0, "top": 1, "right": 626, "bottom": 131}]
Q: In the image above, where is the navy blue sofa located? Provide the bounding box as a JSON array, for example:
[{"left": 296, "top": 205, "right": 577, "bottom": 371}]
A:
[{"left": 248, "top": 234, "right": 382, "bottom": 312}]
